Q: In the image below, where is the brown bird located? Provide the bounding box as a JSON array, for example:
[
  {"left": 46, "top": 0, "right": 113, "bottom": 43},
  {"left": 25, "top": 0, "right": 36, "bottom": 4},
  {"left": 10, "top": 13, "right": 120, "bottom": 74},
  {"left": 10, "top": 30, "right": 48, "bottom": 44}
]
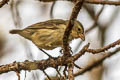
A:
[{"left": 10, "top": 19, "right": 85, "bottom": 50}]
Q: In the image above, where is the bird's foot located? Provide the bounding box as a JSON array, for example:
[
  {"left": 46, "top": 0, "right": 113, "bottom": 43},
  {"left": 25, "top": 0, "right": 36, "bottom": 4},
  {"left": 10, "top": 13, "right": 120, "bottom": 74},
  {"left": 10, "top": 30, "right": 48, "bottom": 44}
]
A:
[{"left": 60, "top": 47, "right": 73, "bottom": 54}]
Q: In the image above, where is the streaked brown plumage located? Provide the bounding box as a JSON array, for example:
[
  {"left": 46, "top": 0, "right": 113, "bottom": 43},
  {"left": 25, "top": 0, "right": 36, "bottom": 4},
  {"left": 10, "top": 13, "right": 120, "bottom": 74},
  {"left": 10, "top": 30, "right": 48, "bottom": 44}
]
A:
[{"left": 10, "top": 19, "right": 85, "bottom": 50}]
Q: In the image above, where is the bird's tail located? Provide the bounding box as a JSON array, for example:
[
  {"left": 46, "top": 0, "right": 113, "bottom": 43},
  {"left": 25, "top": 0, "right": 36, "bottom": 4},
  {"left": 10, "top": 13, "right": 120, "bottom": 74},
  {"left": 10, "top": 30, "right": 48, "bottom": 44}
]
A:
[{"left": 9, "top": 30, "right": 22, "bottom": 34}]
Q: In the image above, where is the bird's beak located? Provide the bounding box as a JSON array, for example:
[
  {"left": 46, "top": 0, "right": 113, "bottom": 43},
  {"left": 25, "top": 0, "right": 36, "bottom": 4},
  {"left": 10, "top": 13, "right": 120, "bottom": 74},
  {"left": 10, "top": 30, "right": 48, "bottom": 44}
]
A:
[{"left": 79, "top": 34, "right": 85, "bottom": 41}]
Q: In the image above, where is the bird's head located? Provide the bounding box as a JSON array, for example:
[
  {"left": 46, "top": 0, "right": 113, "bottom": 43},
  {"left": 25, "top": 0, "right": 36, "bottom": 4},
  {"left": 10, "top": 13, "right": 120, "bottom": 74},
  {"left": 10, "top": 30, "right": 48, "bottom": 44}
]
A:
[{"left": 72, "top": 20, "right": 85, "bottom": 41}]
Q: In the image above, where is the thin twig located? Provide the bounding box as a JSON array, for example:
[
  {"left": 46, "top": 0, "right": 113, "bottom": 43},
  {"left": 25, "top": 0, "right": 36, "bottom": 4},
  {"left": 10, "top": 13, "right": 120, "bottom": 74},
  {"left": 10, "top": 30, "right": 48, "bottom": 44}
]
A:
[
  {"left": 68, "top": 63, "right": 74, "bottom": 80},
  {"left": 16, "top": 71, "right": 20, "bottom": 80},
  {"left": 24, "top": 71, "right": 27, "bottom": 80},
  {"left": 39, "top": 49, "right": 53, "bottom": 58},
  {"left": 86, "top": 39, "right": 120, "bottom": 54},
  {"left": 39, "top": 0, "right": 120, "bottom": 6},
  {"left": 43, "top": 70, "right": 51, "bottom": 80},
  {"left": 56, "top": 69, "right": 62, "bottom": 78},
  {"left": 50, "top": 1, "right": 56, "bottom": 19},
  {"left": 74, "top": 47, "right": 120, "bottom": 76},
  {"left": 74, "top": 63, "right": 82, "bottom": 69},
  {"left": 85, "top": 5, "right": 105, "bottom": 33},
  {"left": 0, "top": 40, "right": 119, "bottom": 76},
  {"left": 85, "top": 0, "right": 120, "bottom": 6},
  {"left": 0, "top": 0, "right": 9, "bottom": 8},
  {"left": 73, "top": 43, "right": 90, "bottom": 61},
  {"left": 63, "top": 66, "right": 67, "bottom": 79}
]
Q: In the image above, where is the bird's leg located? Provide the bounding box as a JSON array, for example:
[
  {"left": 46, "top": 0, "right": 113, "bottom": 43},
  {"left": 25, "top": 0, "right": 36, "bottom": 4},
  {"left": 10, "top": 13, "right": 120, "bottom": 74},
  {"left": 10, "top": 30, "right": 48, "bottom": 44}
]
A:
[
  {"left": 60, "top": 47, "right": 73, "bottom": 54},
  {"left": 69, "top": 46, "right": 73, "bottom": 54},
  {"left": 39, "top": 49, "right": 53, "bottom": 58}
]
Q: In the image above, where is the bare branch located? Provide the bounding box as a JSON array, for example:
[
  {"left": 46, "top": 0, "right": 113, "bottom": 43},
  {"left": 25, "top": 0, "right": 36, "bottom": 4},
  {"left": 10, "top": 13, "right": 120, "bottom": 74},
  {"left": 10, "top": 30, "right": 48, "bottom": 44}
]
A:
[
  {"left": 16, "top": 71, "right": 20, "bottom": 80},
  {"left": 0, "top": 39, "right": 120, "bottom": 77},
  {"left": 85, "top": 5, "right": 105, "bottom": 33},
  {"left": 39, "top": 0, "right": 120, "bottom": 6},
  {"left": 63, "top": 0, "right": 85, "bottom": 79},
  {"left": 86, "top": 39, "right": 120, "bottom": 54},
  {"left": 73, "top": 43, "right": 90, "bottom": 61},
  {"left": 0, "top": 0, "right": 9, "bottom": 8},
  {"left": 68, "top": 63, "right": 74, "bottom": 80},
  {"left": 63, "top": 0, "right": 85, "bottom": 56},
  {"left": 43, "top": 70, "right": 52, "bottom": 80},
  {"left": 74, "top": 47, "right": 120, "bottom": 76},
  {"left": 85, "top": 0, "right": 120, "bottom": 6}
]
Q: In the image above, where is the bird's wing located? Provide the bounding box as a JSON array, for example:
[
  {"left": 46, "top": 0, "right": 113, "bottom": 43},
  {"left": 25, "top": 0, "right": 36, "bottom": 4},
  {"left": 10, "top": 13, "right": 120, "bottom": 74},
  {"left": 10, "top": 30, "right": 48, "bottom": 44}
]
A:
[{"left": 26, "top": 19, "right": 66, "bottom": 30}]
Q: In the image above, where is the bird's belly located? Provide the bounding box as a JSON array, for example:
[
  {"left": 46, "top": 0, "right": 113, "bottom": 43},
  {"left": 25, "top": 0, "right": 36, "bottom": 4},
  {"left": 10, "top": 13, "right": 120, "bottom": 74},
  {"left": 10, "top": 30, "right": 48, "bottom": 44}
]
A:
[
  {"left": 31, "top": 30, "right": 63, "bottom": 50},
  {"left": 34, "top": 38, "right": 62, "bottom": 50}
]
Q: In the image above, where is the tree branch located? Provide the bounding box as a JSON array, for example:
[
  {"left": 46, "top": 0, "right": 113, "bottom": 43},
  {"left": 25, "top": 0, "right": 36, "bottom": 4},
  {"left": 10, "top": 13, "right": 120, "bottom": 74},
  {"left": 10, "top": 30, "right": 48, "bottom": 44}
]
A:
[
  {"left": 0, "top": 39, "right": 120, "bottom": 78},
  {"left": 0, "top": 0, "right": 9, "bottom": 8},
  {"left": 85, "top": 0, "right": 120, "bottom": 6},
  {"left": 74, "top": 47, "right": 120, "bottom": 76},
  {"left": 86, "top": 39, "right": 120, "bottom": 54},
  {"left": 63, "top": 0, "right": 85, "bottom": 79},
  {"left": 39, "top": 0, "right": 120, "bottom": 6}
]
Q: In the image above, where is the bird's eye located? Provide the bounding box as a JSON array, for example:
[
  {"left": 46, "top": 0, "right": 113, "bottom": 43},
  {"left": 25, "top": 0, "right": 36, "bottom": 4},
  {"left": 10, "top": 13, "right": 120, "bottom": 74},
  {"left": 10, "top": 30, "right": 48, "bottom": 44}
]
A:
[{"left": 78, "top": 28, "right": 80, "bottom": 31}]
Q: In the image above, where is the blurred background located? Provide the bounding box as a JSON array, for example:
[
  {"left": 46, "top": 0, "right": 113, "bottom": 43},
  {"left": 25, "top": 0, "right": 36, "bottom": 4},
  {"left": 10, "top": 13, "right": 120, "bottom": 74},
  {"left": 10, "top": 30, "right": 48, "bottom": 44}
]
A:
[{"left": 0, "top": 0, "right": 120, "bottom": 80}]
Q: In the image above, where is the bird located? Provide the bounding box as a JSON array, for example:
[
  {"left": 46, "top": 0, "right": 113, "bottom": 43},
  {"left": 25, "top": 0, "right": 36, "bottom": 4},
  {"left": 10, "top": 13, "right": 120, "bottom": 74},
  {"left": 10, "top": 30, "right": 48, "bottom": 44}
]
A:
[{"left": 9, "top": 19, "right": 85, "bottom": 50}]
